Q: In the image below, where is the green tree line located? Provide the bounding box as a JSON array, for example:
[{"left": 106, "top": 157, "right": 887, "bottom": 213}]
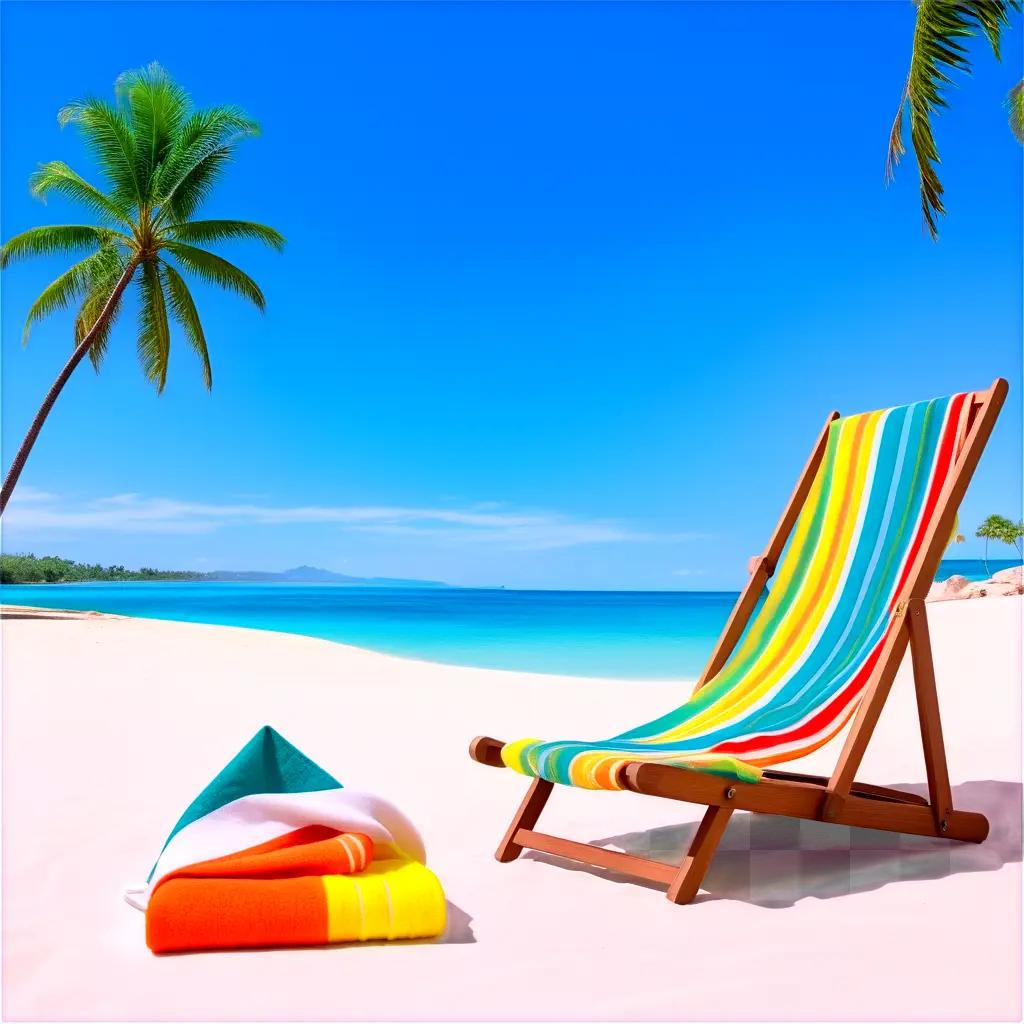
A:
[{"left": 0, "top": 553, "right": 205, "bottom": 584}]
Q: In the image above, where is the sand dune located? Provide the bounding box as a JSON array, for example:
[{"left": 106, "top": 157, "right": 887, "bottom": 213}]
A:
[{"left": 2, "top": 597, "right": 1021, "bottom": 1020}]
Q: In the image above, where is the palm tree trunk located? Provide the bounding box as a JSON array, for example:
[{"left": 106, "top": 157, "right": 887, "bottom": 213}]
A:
[
  {"left": 0, "top": 261, "right": 138, "bottom": 517},
  {"left": 983, "top": 539, "right": 990, "bottom": 579}
]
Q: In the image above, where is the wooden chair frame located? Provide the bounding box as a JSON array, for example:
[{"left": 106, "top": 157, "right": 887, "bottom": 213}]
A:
[{"left": 469, "top": 379, "right": 1008, "bottom": 904}]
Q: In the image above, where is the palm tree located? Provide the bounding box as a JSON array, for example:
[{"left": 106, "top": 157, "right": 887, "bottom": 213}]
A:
[
  {"left": 975, "top": 513, "right": 1024, "bottom": 576},
  {"left": 887, "top": 0, "right": 1022, "bottom": 238},
  {"left": 0, "top": 63, "right": 284, "bottom": 516}
]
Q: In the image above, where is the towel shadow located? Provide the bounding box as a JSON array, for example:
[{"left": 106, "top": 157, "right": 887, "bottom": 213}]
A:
[
  {"left": 438, "top": 899, "right": 476, "bottom": 944},
  {"left": 523, "top": 780, "right": 1021, "bottom": 909}
]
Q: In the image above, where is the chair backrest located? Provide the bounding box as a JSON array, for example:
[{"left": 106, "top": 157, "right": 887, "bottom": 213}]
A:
[{"left": 642, "top": 392, "right": 980, "bottom": 768}]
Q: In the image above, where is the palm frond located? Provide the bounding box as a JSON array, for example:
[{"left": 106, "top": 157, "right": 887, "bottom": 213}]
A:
[
  {"left": 176, "top": 105, "right": 259, "bottom": 151},
  {"left": 972, "top": 0, "right": 1017, "bottom": 56},
  {"left": 1009, "top": 79, "right": 1024, "bottom": 143},
  {"left": 75, "top": 245, "right": 129, "bottom": 370},
  {"left": 162, "top": 260, "right": 212, "bottom": 388},
  {"left": 29, "top": 161, "right": 133, "bottom": 225},
  {"left": 21, "top": 247, "right": 119, "bottom": 343},
  {"left": 115, "top": 63, "right": 190, "bottom": 203},
  {"left": 154, "top": 105, "right": 259, "bottom": 199},
  {"left": 156, "top": 144, "right": 235, "bottom": 224},
  {"left": 887, "top": 0, "right": 1021, "bottom": 238},
  {"left": 137, "top": 259, "right": 172, "bottom": 391},
  {"left": 168, "top": 219, "right": 285, "bottom": 251},
  {"left": 58, "top": 98, "right": 143, "bottom": 209},
  {"left": 164, "top": 242, "right": 265, "bottom": 310},
  {"left": 154, "top": 108, "right": 259, "bottom": 222},
  {"left": 0, "top": 225, "right": 121, "bottom": 270}
]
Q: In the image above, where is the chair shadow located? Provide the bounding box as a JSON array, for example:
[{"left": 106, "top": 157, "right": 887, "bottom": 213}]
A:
[{"left": 523, "top": 780, "right": 1021, "bottom": 909}]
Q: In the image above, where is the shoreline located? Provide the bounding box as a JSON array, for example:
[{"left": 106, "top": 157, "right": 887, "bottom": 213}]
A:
[
  {"left": 0, "top": 602, "right": 694, "bottom": 686},
  {"left": 5, "top": 562, "right": 1021, "bottom": 682}
]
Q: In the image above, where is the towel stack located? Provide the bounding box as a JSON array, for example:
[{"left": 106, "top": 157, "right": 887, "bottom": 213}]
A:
[{"left": 130, "top": 726, "right": 446, "bottom": 953}]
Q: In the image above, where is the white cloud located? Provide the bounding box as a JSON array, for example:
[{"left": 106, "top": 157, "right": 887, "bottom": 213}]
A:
[
  {"left": 4, "top": 488, "right": 702, "bottom": 552},
  {"left": 9, "top": 485, "right": 56, "bottom": 503}
]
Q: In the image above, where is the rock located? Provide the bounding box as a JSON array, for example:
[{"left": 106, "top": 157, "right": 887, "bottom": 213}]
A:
[
  {"left": 960, "top": 580, "right": 1023, "bottom": 600},
  {"left": 925, "top": 570, "right": 1023, "bottom": 602},
  {"left": 992, "top": 566, "right": 1023, "bottom": 587},
  {"left": 927, "top": 575, "right": 971, "bottom": 602},
  {"left": 945, "top": 574, "right": 970, "bottom": 594}
]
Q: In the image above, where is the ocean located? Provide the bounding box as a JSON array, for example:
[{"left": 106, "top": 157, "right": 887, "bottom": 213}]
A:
[{"left": 1, "top": 558, "right": 1018, "bottom": 680}]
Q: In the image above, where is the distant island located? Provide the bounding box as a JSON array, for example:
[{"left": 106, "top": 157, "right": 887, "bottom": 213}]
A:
[
  {"left": 205, "top": 565, "right": 450, "bottom": 587},
  {"left": 0, "top": 553, "right": 449, "bottom": 588}
]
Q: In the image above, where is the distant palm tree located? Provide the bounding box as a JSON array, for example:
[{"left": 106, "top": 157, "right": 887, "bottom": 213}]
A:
[
  {"left": 0, "top": 63, "right": 284, "bottom": 515},
  {"left": 975, "top": 513, "right": 1024, "bottom": 576},
  {"left": 887, "top": 0, "right": 1022, "bottom": 238}
]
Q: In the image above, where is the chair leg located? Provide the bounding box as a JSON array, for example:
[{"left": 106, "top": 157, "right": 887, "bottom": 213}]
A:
[
  {"left": 495, "top": 778, "right": 554, "bottom": 862},
  {"left": 667, "top": 805, "right": 733, "bottom": 904},
  {"left": 908, "top": 598, "right": 953, "bottom": 830}
]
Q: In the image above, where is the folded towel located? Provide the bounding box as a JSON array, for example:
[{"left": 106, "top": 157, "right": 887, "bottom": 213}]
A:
[{"left": 130, "top": 727, "right": 446, "bottom": 953}]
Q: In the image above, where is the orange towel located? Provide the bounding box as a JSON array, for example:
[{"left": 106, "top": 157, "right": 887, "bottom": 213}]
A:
[{"left": 147, "top": 827, "right": 374, "bottom": 952}]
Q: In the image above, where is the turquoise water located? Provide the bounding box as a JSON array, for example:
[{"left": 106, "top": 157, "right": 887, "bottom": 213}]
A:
[
  {"left": 934, "top": 558, "right": 1021, "bottom": 582},
  {"left": 0, "top": 582, "right": 734, "bottom": 679},
  {"left": 2, "top": 558, "right": 1018, "bottom": 680}
]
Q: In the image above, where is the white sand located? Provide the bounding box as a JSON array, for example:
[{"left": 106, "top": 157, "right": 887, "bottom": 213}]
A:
[{"left": 2, "top": 598, "right": 1021, "bottom": 1021}]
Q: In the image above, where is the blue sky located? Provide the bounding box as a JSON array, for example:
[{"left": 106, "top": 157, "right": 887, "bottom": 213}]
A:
[{"left": 1, "top": 1, "right": 1021, "bottom": 589}]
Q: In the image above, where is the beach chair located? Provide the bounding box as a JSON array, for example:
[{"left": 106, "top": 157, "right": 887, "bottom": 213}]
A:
[{"left": 470, "top": 381, "right": 1007, "bottom": 904}]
